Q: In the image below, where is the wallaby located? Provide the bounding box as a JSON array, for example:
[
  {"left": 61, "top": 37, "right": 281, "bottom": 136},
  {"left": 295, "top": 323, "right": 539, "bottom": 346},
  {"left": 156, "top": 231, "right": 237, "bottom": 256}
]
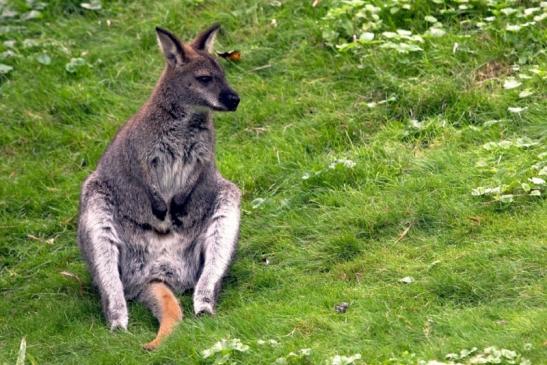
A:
[{"left": 77, "top": 23, "right": 241, "bottom": 350}]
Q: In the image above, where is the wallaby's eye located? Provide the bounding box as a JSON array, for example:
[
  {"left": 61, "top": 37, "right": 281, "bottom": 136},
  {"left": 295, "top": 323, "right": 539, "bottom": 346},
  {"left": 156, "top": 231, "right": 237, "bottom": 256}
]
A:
[{"left": 196, "top": 75, "right": 213, "bottom": 84}]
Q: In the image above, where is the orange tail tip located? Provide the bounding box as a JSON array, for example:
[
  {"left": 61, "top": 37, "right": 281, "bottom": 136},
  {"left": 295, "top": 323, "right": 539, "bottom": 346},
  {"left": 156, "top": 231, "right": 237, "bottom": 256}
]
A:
[{"left": 143, "top": 282, "right": 183, "bottom": 350}]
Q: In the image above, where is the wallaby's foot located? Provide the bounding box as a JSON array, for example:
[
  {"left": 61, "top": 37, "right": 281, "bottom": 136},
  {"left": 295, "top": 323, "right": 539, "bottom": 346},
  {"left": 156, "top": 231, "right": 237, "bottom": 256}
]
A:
[
  {"left": 142, "top": 282, "right": 183, "bottom": 351},
  {"left": 193, "top": 292, "right": 216, "bottom": 316},
  {"left": 152, "top": 218, "right": 172, "bottom": 235}
]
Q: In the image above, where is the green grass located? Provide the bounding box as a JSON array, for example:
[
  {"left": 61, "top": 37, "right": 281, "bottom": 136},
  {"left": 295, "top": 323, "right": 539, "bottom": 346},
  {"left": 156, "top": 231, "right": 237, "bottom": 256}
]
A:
[{"left": 0, "top": 0, "right": 546, "bottom": 364}]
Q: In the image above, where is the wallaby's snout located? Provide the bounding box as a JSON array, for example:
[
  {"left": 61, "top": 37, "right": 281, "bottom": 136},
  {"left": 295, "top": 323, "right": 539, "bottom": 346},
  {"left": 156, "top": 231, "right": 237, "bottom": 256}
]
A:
[
  {"left": 219, "top": 88, "right": 240, "bottom": 111},
  {"left": 155, "top": 23, "right": 240, "bottom": 113}
]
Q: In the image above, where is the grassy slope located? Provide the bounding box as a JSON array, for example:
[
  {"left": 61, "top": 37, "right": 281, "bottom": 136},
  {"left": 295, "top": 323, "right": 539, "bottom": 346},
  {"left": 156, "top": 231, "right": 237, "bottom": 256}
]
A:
[{"left": 0, "top": 0, "right": 545, "bottom": 364}]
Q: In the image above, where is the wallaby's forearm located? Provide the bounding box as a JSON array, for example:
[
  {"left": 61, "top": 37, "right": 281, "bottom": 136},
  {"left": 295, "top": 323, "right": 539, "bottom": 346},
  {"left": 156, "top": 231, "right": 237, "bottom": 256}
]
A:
[
  {"left": 126, "top": 152, "right": 169, "bottom": 222},
  {"left": 148, "top": 187, "right": 168, "bottom": 220}
]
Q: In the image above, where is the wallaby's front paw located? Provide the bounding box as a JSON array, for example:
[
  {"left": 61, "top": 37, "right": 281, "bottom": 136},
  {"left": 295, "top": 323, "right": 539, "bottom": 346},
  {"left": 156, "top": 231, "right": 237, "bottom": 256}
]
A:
[
  {"left": 110, "top": 316, "right": 128, "bottom": 331},
  {"left": 106, "top": 301, "right": 128, "bottom": 331},
  {"left": 194, "top": 297, "right": 215, "bottom": 316},
  {"left": 151, "top": 196, "right": 168, "bottom": 221}
]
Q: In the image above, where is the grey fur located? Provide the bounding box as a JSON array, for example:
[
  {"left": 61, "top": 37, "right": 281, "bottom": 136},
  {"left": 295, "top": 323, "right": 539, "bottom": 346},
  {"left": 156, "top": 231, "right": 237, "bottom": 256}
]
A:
[{"left": 77, "top": 24, "right": 241, "bottom": 330}]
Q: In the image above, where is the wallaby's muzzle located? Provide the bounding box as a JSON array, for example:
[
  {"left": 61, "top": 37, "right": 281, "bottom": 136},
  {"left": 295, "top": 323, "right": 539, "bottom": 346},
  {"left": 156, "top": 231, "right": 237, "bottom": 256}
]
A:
[{"left": 219, "top": 89, "right": 240, "bottom": 111}]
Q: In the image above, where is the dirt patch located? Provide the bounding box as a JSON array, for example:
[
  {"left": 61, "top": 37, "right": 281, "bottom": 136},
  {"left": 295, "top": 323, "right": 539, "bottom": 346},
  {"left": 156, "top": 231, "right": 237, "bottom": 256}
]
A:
[{"left": 474, "top": 60, "right": 512, "bottom": 83}]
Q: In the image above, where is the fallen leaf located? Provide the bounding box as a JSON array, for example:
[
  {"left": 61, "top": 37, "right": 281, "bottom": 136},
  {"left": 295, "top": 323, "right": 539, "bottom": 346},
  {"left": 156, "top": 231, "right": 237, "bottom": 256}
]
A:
[
  {"left": 250, "top": 64, "right": 272, "bottom": 72},
  {"left": 468, "top": 216, "right": 481, "bottom": 224},
  {"left": 423, "top": 318, "right": 433, "bottom": 337},
  {"left": 394, "top": 223, "right": 412, "bottom": 243},
  {"left": 60, "top": 271, "right": 79, "bottom": 279},
  {"left": 27, "top": 234, "right": 55, "bottom": 244},
  {"left": 217, "top": 50, "right": 241, "bottom": 62},
  {"left": 60, "top": 271, "right": 84, "bottom": 294},
  {"left": 16, "top": 337, "right": 26, "bottom": 365},
  {"left": 251, "top": 197, "right": 265, "bottom": 209}
]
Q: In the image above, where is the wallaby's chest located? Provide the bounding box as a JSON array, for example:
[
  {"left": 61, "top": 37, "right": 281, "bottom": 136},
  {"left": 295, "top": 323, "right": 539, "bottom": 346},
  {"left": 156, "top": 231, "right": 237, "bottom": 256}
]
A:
[
  {"left": 147, "top": 121, "right": 211, "bottom": 198},
  {"left": 149, "top": 145, "right": 196, "bottom": 199}
]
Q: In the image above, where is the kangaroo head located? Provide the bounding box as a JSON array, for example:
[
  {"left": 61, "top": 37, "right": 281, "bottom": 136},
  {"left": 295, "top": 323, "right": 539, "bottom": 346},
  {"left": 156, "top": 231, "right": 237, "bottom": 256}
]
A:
[{"left": 155, "top": 24, "right": 240, "bottom": 112}]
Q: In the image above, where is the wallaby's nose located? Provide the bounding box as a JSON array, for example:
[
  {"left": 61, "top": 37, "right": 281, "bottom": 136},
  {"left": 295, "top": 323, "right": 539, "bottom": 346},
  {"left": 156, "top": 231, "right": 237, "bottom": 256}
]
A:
[{"left": 219, "top": 90, "right": 240, "bottom": 111}]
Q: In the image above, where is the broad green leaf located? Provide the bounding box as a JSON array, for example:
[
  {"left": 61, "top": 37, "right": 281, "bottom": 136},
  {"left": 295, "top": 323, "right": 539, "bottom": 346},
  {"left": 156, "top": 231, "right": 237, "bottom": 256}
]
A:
[
  {"left": 518, "top": 89, "right": 534, "bottom": 98},
  {"left": 80, "top": 1, "right": 102, "bottom": 10},
  {"left": 529, "top": 177, "right": 545, "bottom": 185},
  {"left": 36, "top": 53, "right": 51, "bottom": 65},
  {"left": 508, "top": 106, "right": 527, "bottom": 113},
  {"left": 428, "top": 27, "right": 446, "bottom": 37},
  {"left": 499, "top": 194, "right": 514, "bottom": 203},
  {"left": 503, "top": 78, "right": 522, "bottom": 89},
  {"left": 65, "top": 57, "right": 86, "bottom": 73},
  {"left": 359, "top": 32, "right": 374, "bottom": 41},
  {"left": 1, "top": 8, "right": 18, "bottom": 18},
  {"left": 22, "top": 10, "right": 42, "bottom": 20},
  {"left": 0, "top": 63, "right": 13, "bottom": 74}
]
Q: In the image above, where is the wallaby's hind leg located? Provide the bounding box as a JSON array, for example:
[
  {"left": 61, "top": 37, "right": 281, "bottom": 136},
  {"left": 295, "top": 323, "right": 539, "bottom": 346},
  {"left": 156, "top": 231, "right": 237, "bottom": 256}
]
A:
[{"left": 139, "top": 281, "right": 183, "bottom": 350}]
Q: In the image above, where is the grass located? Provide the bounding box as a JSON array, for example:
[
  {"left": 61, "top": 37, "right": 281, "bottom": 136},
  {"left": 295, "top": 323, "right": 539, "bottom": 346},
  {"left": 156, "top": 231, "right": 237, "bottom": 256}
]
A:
[{"left": 0, "top": 0, "right": 546, "bottom": 364}]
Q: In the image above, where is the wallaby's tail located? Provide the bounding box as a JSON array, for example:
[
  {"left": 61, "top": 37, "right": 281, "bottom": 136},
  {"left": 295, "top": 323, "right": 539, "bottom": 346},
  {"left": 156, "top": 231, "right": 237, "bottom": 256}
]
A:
[{"left": 139, "top": 281, "right": 183, "bottom": 350}]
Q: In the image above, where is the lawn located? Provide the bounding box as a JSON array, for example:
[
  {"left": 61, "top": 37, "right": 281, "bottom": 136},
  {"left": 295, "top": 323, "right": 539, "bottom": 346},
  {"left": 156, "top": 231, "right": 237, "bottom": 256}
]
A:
[{"left": 0, "top": 0, "right": 546, "bottom": 364}]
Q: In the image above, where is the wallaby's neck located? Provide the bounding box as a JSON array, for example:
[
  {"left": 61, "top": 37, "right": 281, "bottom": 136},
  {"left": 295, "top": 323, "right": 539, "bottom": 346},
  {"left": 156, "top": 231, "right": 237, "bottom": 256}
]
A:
[{"left": 145, "top": 68, "right": 210, "bottom": 122}]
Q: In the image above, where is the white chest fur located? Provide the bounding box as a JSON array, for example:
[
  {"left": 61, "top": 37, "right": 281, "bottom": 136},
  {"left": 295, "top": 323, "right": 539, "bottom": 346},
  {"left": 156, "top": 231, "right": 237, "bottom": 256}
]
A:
[
  {"left": 154, "top": 155, "right": 195, "bottom": 198},
  {"left": 147, "top": 114, "right": 212, "bottom": 200}
]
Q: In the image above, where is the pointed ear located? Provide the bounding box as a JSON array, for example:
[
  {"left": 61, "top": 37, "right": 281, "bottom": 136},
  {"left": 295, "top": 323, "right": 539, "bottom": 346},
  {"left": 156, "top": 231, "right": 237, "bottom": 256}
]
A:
[
  {"left": 155, "top": 27, "right": 186, "bottom": 66},
  {"left": 191, "top": 23, "right": 221, "bottom": 54}
]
